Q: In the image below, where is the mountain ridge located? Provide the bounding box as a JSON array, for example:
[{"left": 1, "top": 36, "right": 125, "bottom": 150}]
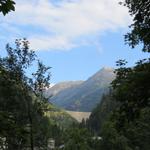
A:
[
  {"left": 44, "top": 80, "right": 83, "bottom": 98},
  {"left": 46, "top": 67, "right": 115, "bottom": 112}
]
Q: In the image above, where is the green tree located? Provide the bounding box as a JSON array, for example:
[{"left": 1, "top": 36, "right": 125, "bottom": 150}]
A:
[
  {"left": 28, "top": 60, "right": 51, "bottom": 150},
  {"left": 120, "top": 0, "right": 150, "bottom": 52},
  {"left": 0, "top": 69, "right": 30, "bottom": 149},
  {"left": 0, "top": 39, "right": 36, "bottom": 149},
  {"left": 64, "top": 128, "right": 92, "bottom": 150},
  {"left": 112, "top": 59, "right": 150, "bottom": 123},
  {"left": 32, "top": 60, "right": 51, "bottom": 98},
  {"left": 0, "top": 39, "right": 52, "bottom": 149},
  {"left": 89, "top": 1, "right": 150, "bottom": 149},
  {"left": 87, "top": 92, "right": 118, "bottom": 133},
  {"left": 0, "top": 0, "right": 15, "bottom": 15},
  {"left": 100, "top": 121, "right": 132, "bottom": 150},
  {"left": 100, "top": 107, "right": 150, "bottom": 150}
]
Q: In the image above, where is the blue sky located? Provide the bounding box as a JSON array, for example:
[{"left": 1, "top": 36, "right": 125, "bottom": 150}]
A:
[{"left": 0, "top": 0, "right": 148, "bottom": 84}]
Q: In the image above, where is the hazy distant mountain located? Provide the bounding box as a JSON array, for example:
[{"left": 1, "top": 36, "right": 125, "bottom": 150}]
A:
[{"left": 47, "top": 67, "right": 115, "bottom": 112}]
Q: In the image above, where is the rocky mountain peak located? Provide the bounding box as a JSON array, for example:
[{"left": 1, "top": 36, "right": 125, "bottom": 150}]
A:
[{"left": 45, "top": 67, "right": 115, "bottom": 112}]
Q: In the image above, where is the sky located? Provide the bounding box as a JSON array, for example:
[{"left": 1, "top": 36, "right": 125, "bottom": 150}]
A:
[{"left": 0, "top": 0, "right": 148, "bottom": 84}]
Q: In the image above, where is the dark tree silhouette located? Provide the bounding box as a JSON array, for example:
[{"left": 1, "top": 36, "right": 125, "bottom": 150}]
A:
[
  {"left": 120, "top": 0, "right": 150, "bottom": 52},
  {"left": 0, "top": 0, "right": 15, "bottom": 15}
]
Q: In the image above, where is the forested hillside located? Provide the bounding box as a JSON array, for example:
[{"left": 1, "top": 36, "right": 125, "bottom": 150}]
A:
[{"left": 87, "top": 92, "right": 118, "bottom": 133}]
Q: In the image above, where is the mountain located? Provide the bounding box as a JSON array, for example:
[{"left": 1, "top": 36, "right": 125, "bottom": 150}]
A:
[
  {"left": 44, "top": 81, "right": 83, "bottom": 98},
  {"left": 47, "top": 67, "right": 115, "bottom": 112}
]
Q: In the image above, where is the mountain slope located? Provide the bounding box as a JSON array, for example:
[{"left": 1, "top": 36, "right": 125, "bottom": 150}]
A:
[
  {"left": 44, "top": 81, "right": 83, "bottom": 98},
  {"left": 45, "top": 103, "right": 77, "bottom": 128},
  {"left": 48, "top": 67, "right": 115, "bottom": 112}
]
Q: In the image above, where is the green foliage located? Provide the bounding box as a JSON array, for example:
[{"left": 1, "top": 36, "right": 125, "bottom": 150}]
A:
[
  {"left": 125, "top": 108, "right": 150, "bottom": 150},
  {"left": 97, "top": 59, "right": 150, "bottom": 150},
  {"left": 100, "top": 107, "right": 150, "bottom": 150},
  {"left": 0, "top": 39, "right": 54, "bottom": 149},
  {"left": 63, "top": 127, "right": 92, "bottom": 150},
  {"left": 112, "top": 59, "right": 150, "bottom": 123},
  {"left": 120, "top": 0, "right": 150, "bottom": 52},
  {"left": 32, "top": 60, "right": 51, "bottom": 97},
  {"left": 0, "top": 0, "right": 15, "bottom": 15},
  {"left": 0, "top": 73, "right": 32, "bottom": 149},
  {"left": 87, "top": 92, "right": 118, "bottom": 133},
  {"left": 87, "top": 60, "right": 150, "bottom": 150},
  {"left": 0, "top": 48, "right": 34, "bottom": 149},
  {"left": 100, "top": 121, "right": 132, "bottom": 150}
]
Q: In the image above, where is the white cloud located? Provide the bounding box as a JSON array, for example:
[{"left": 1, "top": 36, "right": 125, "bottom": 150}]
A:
[
  {"left": 0, "top": 0, "right": 131, "bottom": 51},
  {"left": 29, "top": 35, "right": 76, "bottom": 51}
]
